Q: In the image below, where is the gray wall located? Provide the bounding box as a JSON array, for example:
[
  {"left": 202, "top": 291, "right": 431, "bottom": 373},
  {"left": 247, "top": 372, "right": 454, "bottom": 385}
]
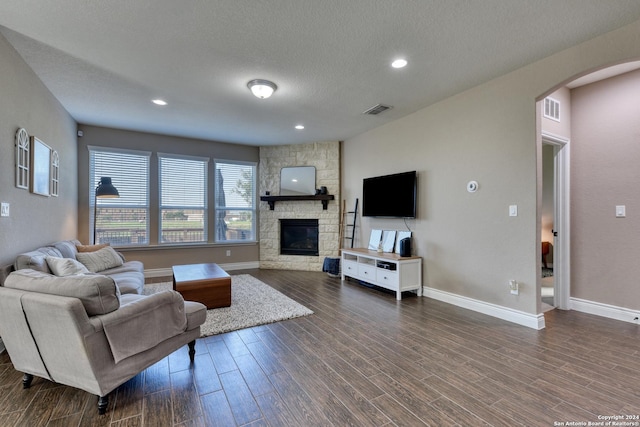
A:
[
  {"left": 0, "top": 32, "right": 77, "bottom": 266},
  {"left": 571, "top": 69, "right": 640, "bottom": 309},
  {"left": 76, "top": 125, "right": 260, "bottom": 270},
  {"left": 342, "top": 19, "right": 640, "bottom": 316}
]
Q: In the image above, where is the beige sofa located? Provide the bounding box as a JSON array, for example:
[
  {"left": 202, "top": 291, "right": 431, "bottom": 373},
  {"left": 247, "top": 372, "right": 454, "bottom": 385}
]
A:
[
  {"left": 0, "top": 240, "right": 207, "bottom": 414},
  {"left": 5, "top": 239, "right": 144, "bottom": 294}
]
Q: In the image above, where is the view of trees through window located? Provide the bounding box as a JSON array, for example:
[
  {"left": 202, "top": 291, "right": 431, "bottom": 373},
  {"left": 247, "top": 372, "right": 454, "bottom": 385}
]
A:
[{"left": 215, "top": 161, "right": 256, "bottom": 242}]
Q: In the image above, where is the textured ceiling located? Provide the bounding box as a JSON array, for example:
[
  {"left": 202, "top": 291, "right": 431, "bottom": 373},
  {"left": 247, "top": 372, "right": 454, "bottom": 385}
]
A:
[{"left": 2, "top": 1, "right": 640, "bottom": 146}]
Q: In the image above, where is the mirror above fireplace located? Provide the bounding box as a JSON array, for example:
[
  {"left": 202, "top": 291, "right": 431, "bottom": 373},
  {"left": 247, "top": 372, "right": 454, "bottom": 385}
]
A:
[{"left": 280, "top": 166, "right": 316, "bottom": 196}]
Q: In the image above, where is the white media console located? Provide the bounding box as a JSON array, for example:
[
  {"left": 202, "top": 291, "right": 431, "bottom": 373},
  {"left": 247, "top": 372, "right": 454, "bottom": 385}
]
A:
[{"left": 341, "top": 248, "right": 422, "bottom": 300}]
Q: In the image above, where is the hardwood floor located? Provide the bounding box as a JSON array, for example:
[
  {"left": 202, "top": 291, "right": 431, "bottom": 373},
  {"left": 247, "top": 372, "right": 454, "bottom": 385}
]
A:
[{"left": 2, "top": 268, "right": 640, "bottom": 426}]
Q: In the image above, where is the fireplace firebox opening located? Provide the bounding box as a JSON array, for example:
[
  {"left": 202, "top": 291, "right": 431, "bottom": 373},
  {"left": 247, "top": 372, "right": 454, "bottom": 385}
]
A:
[{"left": 280, "top": 219, "right": 319, "bottom": 256}]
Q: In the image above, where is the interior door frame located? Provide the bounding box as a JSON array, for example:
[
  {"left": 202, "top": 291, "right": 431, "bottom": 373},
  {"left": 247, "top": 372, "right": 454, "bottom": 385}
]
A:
[{"left": 541, "top": 131, "right": 570, "bottom": 310}]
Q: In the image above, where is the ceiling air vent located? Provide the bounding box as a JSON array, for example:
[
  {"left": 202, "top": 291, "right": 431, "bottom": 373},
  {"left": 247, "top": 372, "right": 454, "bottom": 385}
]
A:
[
  {"left": 363, "top": 104, "right": 393, "bottom": 115},
  {"left": 543, "top": 97, "right": 560, "bottom": 122}
]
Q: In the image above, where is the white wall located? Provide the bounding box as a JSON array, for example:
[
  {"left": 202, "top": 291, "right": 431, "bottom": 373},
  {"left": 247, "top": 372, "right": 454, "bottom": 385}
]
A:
[{"left": 342, "top": 19, "right": 640, "bottom": 319}]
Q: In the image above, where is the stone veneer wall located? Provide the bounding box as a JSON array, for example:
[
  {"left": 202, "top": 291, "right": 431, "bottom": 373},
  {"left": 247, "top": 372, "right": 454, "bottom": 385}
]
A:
[{"left": 259, "top": 141, "right": 340, "bottom": 271}]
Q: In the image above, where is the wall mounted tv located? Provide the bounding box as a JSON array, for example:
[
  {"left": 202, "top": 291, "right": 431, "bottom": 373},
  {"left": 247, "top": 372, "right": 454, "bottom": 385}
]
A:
[{"left": 362, "top": 171, "right": 417, "bottom": 218}]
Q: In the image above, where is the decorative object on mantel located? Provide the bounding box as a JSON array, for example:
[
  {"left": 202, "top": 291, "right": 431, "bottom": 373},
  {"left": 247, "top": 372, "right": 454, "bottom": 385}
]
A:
[
  {"left": 29, "top": 136, "right": 52, "bottom": 197},
  {"left": 260, "top": 194, "right": 335, "bottom": 210},
  {"left": 280, "top": 166, "right": 316, "bottom": 196},
  {"left": 15, "top": 128, "right": 29, "bottom": 190}
]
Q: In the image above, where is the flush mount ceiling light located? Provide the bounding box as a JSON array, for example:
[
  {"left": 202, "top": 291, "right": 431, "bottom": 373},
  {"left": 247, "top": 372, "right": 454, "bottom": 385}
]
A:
[
  {"left": 295, "top": 124, "right": 305, "bottom": 130},
  {"left": 152, "top": 99, "right": 168, "bottom": 106},
  {"left": 247, "top": 79, "right": 277, "bottom": 99},
  {"left": 391, "top": 58, "right": 408, "bottom": 69}
]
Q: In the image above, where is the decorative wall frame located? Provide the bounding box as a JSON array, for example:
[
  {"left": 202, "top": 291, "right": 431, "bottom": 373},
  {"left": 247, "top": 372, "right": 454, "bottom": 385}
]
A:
[
  {"left": 368, "top": 229, "right": 382, "bottom": 250},
  {"left": 51, "top": 150, "right": 60, "bottom": 197},
  {"left": 381, "top": 230, "right": 397, "bottom": 252},
  {"left": 30, "top": 136, "right": 51, "bottom": 196},
  {"left": 15, "top": 128, "right": 29, "bottom": 190}
]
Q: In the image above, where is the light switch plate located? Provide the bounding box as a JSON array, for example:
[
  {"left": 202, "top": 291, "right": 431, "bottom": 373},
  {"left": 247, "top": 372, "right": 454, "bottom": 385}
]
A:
[
  {"left": 509, "top": 205, "right": 518, "bottom": 217},
  {"left": 616, "top": 205, "right": 626, "bottom": 218},
  {"left": 1, "top": 202, "right": 9, "bottom": 217}
]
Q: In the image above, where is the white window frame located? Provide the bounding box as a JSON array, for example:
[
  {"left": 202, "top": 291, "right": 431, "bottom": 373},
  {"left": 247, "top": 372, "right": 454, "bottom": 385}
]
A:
[
  {"left": 214, "top": 159, "right": 257, "bottom": 243},
  {"left": 158, "top": 153, "right": 209, "bottom": 245},
  {"left": 89, "top": 146, "right": 151, "bottom": 246}
]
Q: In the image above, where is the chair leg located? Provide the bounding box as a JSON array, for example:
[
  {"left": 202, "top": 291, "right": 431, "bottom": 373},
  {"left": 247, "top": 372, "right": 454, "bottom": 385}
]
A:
[
  {"left": 98, "top": 395, "right": 109, "bottom": 415},
  {"left": 22, "top": 373, "right": 33, "bottom": 389},
  {"left": 188, "top": 340, "right": 196, "bottom": 362}
]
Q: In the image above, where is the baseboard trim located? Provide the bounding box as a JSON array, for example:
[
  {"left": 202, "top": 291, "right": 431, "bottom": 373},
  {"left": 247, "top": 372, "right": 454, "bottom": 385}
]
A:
[
  {"left": 145, "top": 261, "right": 260, "bottom": 279},
  {"left": 571, "top": 297, "right": 640, "bottom": 324},
  {"left": 423, "top": 287, "right": 545, "bottom": 330}
]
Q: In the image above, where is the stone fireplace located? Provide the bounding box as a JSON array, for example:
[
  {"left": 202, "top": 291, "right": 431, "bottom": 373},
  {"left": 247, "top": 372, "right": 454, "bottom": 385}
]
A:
[{"left": 259, "top": 141, "right": 340, "bottom": 271}]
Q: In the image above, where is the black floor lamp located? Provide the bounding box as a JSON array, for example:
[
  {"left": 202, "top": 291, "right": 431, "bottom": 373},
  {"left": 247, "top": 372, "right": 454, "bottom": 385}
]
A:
[{"left": 93, "top": 177, "right": 119, "bottom": 244}]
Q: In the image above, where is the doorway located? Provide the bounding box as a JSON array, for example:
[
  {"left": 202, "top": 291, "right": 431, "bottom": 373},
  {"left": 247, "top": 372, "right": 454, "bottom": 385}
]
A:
[{"left": 541, "top": 132, "right": 570, "bottom": 311}]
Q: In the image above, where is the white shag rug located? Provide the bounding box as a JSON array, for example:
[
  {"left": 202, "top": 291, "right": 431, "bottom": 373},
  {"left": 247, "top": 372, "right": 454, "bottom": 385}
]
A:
[{"left": 143, "top": 274, "right": 313, "bottom": 337}]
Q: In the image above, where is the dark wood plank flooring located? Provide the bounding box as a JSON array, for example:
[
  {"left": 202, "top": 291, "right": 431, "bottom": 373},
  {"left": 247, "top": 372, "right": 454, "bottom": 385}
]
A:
[{"left": 2, "top": 269, "right": 640, "bottom": 426}]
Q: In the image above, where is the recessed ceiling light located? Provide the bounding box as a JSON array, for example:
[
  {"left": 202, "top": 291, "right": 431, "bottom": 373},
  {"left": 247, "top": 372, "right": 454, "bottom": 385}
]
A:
[
  {"left": 152, "top": 99, "right": 168, "bottom": 106},
  {"left": 295, "top": 125, "right": 305, "bottom": 130},
  {"left": 391, "top": 59, "right": 408, "bottom": 69}
]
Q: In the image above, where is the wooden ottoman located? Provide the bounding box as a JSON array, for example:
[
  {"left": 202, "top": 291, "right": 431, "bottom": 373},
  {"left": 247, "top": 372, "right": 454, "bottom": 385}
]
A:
[{"left": 172, "top": 263, "right": 231, "bottom": 309}]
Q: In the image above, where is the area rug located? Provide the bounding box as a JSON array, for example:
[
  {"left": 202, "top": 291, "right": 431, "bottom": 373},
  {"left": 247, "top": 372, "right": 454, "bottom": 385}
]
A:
[{"left": 143, "top": 274, "right": 313, "bottom": 337}]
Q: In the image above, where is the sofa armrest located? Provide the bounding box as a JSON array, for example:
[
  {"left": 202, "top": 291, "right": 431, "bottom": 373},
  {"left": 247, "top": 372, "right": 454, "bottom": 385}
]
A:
[{"left": 98, "top": 290, "right": 187, "bottom": 363}]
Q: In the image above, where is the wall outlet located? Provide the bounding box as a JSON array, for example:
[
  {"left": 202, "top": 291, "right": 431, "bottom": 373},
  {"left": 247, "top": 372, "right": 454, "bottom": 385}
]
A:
[
  {"left": 509, "top": 280, "right": 519, "bottom": 295},
  {"left": 1, "top": 202, "right": 9, "bottom": 217},
  {"left": 226, "top": 250, "right": 231, "bottom": 257}
]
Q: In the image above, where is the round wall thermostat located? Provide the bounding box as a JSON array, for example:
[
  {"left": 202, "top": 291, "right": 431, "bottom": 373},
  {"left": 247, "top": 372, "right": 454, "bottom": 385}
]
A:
[{"left": 467, "top": 181, "right": 478, "bottom": 193}]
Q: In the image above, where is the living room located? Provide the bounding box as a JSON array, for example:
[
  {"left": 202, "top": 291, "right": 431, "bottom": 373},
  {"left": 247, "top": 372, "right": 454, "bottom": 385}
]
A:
[
  {"left": 3, "top": 2, "right": 640, "bottom": 425},
  {"left": 3, "top": 10, "right": 640, "bottom": 329}
]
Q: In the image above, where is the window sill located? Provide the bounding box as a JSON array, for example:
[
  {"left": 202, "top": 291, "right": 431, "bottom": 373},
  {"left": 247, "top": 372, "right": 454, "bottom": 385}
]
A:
[{"left": 116, "top": 241, "right": 258, "bottom": 252}]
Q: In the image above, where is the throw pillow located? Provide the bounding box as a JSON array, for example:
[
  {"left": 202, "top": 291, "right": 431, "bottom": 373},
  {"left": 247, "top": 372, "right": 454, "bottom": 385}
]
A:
[
  {"left": 76, "top": 246, "right": 124, "bottom": 273},
  {"left": 45, "top": 256, "right": 90, "bottom": 277},
  {"left": 76, "top": 243, "right": 110, "bottom": 253}
]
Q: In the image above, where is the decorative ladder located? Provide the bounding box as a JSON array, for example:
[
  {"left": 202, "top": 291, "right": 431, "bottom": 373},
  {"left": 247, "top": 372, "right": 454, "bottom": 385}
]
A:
[{"left": 342, "top": 198, "right": 358, "bottom": 249}]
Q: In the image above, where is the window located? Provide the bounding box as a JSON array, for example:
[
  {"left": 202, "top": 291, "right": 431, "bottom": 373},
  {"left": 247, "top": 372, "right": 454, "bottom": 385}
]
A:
[
  {"left": 214, "top": 160, "right": 256, "bottom": 242},
  {"left": 159, "top": 154, "right": 208, "bottom": 244},
  {"left": 89, "top": 147, "right": 150, "bottom": 245}
]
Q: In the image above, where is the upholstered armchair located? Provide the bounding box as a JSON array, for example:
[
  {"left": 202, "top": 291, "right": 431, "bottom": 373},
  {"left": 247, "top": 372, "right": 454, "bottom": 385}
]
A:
[{"left": 0, "top": 269, "right": 207, "bottom": 414}]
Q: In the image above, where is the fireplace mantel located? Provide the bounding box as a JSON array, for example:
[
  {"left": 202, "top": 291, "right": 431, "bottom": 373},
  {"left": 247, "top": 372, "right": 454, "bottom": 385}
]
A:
[{"left": 260, "top": 194, "right": 335, "bottom": 210}]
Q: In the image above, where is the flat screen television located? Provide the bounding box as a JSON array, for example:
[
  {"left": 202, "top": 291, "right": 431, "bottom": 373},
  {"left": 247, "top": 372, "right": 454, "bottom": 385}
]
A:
[{"left": 362, "top": 171, "right": 417, "bottom": 218}]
